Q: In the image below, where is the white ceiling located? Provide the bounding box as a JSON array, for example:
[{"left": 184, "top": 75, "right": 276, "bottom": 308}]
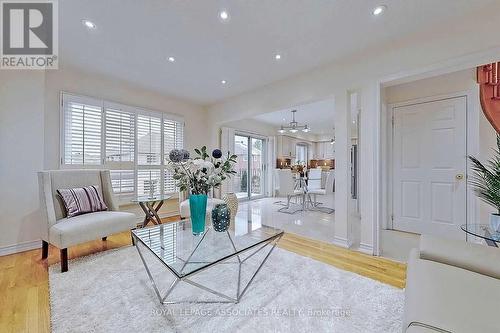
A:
[
  {"left": 253, "top": 99, "right": 335, "bottom": 135},
  {"left": 59, "top": 0, "right": 496, "bottom": 105}
]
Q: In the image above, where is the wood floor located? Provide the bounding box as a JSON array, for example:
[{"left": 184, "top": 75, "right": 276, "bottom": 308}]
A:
[{"left": 0, "top": 217, "right": 406, "bottom": 333}]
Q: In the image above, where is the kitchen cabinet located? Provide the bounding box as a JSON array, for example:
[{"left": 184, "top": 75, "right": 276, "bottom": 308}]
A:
[
  {"left": 314, "top": 141, "right": 335, "bottom": 159},
  {"left": 277, "top": 136, "right": 296, "bottom": 158},
  {"left": 325, "top": 142, "right": 335, "bottom": 159}
]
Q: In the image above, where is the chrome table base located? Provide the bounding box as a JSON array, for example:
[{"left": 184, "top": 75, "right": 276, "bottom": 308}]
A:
[{"left": 133, "top": 229, "right": 283, "bottom": 304}]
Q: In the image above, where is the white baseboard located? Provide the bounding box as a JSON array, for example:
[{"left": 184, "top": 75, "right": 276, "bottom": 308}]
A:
[
  {"left": 0, "top": 212, "right": 180, "bottom": 256},
  {"left": 358, "top": 242, "right": 374, "bottom": 255},
  {"left": 0, "top": 240, "right": 41, "bottom": 257},
  {"left": 332, "top": 236, "right": 348, "bottom": 248}
]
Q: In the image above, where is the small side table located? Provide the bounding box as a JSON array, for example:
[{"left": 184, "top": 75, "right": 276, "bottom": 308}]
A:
[
  {"left": 461, "top": 224, "right": 500, "bottom": 247},
  {"left": 132, "top": 194, "right": 172, "bottom": 228}
]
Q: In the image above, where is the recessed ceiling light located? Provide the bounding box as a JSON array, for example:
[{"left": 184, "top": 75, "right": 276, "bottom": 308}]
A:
[
  {"left": 221, "top": 80, "right": 227, "bottom": 84},
  {"left": 275, "top": 54, "right": 281, "bottom": 60},
  {"left": 219, "top": 10, "right": 229, "bottom": 21},
  {"left": 168, "top": 56, "right": 175, "bottom": 62},
  {"left": 372, "top": 5, "right": 387, "bottom": 16},
  {"left": 82, "top": 19, "right": 96, "bottom": 29}
]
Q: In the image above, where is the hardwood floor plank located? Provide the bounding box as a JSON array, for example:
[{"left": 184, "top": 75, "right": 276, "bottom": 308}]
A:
[{"left": 0, "top": 218, "right": 406, "bottom": 332}]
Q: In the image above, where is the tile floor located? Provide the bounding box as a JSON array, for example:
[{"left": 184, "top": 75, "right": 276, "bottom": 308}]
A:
[{"left": 234, "top": 194, "right": 336, "bottom": 243}]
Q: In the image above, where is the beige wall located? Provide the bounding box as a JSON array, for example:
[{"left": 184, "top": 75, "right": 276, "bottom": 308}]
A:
[
  {"left": 222, "top": 118, "right": 276, "bottom": 137},
  {"left": 0, "top": 67, "right": 208, "bottom": 252},
  {"left": 0, "top": 71, "right": 45, "bottom": 252}
]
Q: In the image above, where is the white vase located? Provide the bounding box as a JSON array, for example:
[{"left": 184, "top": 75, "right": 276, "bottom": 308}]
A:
[
  {"left": 490, "top": 214, "right": 500, "bottom": 232},
  {"left": 222, "top": 192, "right": 238, "bottom": 225}
]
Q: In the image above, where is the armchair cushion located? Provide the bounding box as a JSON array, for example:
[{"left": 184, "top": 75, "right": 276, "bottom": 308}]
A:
[
  {"left": 57, "top": 185, "right": 108, "bottom": 218},
  {"left": 49, "top": 211, "right": 136, "bottom": 249}
]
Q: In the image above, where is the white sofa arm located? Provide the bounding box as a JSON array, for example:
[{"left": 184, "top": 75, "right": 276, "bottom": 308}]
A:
[
  {"left": 100, "top": 170, "right": 119, "bottom": 211},
  {"left": 419, "top": 235, "right": 500, "bottom": 279}
]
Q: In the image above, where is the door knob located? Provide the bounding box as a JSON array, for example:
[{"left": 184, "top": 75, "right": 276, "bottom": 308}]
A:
[{"left": 455, "top": 174, "right": 464, "bottom": 180}]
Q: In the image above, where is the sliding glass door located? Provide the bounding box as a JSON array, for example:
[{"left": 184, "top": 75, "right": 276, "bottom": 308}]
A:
[{"left": 234, "top": 134, "right": 266, "bottom": 200}]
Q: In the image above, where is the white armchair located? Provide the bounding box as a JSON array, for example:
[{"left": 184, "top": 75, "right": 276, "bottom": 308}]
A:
[
  {"left": 178, "top": 191, "right": 224, "bottom": 226},
  {"left": 404, "top": 235, "right": 500, "bottom": 332},
  {"left": 38, "top": 169, "right": 137, "bottom": 272}
]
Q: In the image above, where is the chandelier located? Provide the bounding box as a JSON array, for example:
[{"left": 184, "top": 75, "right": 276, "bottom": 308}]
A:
[{"left": 278, "top": 110, "right": 310, "bottom": 133}]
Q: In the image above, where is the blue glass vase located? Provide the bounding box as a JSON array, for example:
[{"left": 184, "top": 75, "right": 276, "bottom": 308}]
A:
[{"left": 189, "top": 194, "right": 207, "bottom": 235}]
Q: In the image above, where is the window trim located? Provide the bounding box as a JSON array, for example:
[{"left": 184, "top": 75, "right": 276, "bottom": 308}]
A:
[{"left": 59, "top": 91, "right": 185, "bottom": 200}]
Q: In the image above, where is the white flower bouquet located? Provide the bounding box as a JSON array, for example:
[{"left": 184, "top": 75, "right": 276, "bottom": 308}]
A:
[{"left": 167, "top": 146, "right": 237, "bottom": 195}]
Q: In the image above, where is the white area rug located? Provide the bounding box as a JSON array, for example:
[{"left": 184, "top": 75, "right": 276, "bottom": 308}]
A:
[{"left": 49, "top": 246, "right": 403, "bottom": 333}]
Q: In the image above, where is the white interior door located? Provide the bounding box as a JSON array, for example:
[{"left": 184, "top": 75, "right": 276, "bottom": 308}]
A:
[{"left": 392, "top": 96, "right": 466, "bottom": 239}]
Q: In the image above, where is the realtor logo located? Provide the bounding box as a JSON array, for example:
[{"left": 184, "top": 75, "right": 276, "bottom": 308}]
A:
[{"left": 1, "top": 0, "right": 58, "bottom": 69}]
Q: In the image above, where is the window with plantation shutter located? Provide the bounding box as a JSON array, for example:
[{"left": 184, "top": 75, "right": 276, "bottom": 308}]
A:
[
  {"left": 61, "top": 93, "right": 184, "bottom": 201},
  {"left": 62, "top": 94, "right": 102, "bottom": 165},
  {"left": 163, "top": 118, "right": 184, "bottom": 193}
]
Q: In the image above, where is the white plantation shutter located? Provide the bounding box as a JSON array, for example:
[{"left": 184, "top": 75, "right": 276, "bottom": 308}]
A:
[
  {"left": 137, "top": 114, "right": 162, "bottom": 165},
  {"left": 62, "top": 94, "right": 102, "bottom": 165},
  {"left": 137, "top": 169, "right": 161, "bottom": 197},
  {"left": 163, "top": 119, "right": 184, "bottom": 160},
  {"left": 110, "top": 169, "right": 135, "bottom": 195},
  {"left": 163, "top": 118, "right": 184, "bottom": 193},
  {"left": 220, "top": 127, "right": 236, "bottom": 196},
  {"left": 104, "top": 104, "right": 135, "bottom": 167}
]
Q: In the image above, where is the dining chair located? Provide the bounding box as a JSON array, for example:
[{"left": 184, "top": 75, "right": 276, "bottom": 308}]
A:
[
  {"left": 276, "top": 169, "right": 304, "bottom": 214},
  {"left": 307, "top": 170, "right": 335, "bottom": 213}
]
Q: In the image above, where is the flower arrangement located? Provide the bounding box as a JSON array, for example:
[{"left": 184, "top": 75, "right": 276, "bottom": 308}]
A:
[{"left": 168, "top": 146, "right": 237, "bottom": 195}]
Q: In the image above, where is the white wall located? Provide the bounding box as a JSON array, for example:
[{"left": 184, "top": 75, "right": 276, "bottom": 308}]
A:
[
  {"left": 0, "top": 71, "right": 45, "bottom": 252},
  {"left": 222, "top": 118, "right": 276, "bottom": 137},
  {"left": 207, "top": 7, "right": 500, "bottom": 253},
  {"left": 385, "top": 69, "right": 497, "bottom": 225},
  {"left": 44, "top": 67, "right": 208, "bottom": 169}
]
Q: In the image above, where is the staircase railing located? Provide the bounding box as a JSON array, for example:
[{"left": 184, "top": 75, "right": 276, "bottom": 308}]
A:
[{"left": 477, "top": 62, "right": 500, "bottom": 132}]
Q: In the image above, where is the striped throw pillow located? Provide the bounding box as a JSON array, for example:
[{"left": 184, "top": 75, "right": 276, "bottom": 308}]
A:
[{"left": 57, "top": 186, "right": 108, "bottom": 218}]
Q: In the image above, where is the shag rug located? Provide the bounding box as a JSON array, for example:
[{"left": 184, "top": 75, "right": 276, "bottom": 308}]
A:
[{"left": 49, "top": 246, "right": 404, "bottom": 333}]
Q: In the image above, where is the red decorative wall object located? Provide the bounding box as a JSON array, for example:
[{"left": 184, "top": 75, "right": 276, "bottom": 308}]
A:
[{"left": 477, "top": 63, "right": 500, "bottom": 133}]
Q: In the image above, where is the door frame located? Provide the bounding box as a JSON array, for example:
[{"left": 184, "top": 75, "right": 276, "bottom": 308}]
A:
[
  {"left": 385, "top": 91, "right": 479, "bottom": 234},
  {"left": 234, "top": 131, "right": 268, "bottom": 202}
]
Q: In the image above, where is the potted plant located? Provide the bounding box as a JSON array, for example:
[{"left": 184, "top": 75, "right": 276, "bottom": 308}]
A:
[
  {"left": 469, "top": 134, "right": 500, "bottom": 232},
  {"left": 168, "top": 146, "right": 237, "bottom": 235}
]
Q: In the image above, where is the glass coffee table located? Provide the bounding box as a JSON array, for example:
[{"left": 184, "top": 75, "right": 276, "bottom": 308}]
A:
[
  {"left": 132, "top": 221, "right": 284, "bottom": 304},
  {"left": 461, "top": 224, "right": 499, "bottom": 247}
]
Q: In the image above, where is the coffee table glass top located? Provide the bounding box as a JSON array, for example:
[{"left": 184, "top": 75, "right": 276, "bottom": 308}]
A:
[
  {"left": 131, "top": 194, "right": 172, "bottom": 203},
  {"left": 461, "top": 224, "right": 500, "bottom": 243},
  {"left": 132, "top": 221, "right": 283, "bottom": 278}
]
